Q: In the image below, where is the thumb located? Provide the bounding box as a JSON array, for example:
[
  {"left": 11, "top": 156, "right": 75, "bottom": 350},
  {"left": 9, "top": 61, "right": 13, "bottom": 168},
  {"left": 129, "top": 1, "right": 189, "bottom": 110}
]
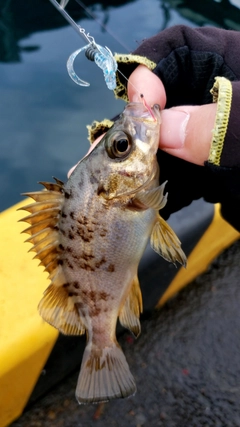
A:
[{"left": 160, "top": 103, "right": 217, "bottom": 166}]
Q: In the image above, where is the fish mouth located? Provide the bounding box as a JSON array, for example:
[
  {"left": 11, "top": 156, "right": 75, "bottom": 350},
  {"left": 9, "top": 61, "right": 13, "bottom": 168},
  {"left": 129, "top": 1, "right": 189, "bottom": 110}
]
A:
[{"left": 123, "top": 102, "right": 161, "bottom": 123}]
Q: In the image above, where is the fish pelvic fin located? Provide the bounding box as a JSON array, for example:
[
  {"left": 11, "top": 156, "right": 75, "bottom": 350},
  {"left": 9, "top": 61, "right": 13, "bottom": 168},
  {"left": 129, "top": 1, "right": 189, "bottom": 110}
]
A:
[
  {"left": 119, "top": 275, "right": 143, "bottom": 338},
  {"left": 151, "top": 214, "right": 187, "bottom": 267},
  {"left": 76, "top": 343, "right": 136, "bottom": 404}
]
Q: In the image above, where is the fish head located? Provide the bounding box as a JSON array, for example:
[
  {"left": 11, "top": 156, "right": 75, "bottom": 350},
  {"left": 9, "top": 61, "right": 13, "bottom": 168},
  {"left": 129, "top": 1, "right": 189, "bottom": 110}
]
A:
[{"left": 86, "top": 102, "right": 161, "bottom": 200}]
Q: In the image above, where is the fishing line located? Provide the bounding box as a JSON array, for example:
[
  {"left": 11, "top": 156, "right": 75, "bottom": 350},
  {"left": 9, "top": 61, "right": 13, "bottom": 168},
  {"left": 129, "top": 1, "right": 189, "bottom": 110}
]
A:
[
  {"left": 49, "top": 0, "right": 93, "bottom": 44},
  {"left": 72, "top": 0, "right": 146, "bottom": 101},
  {"left": 73, "top": 0, "right": 131, "bottom": 52},
  {"left": 49, "top": 0, "right": 147, "bottom": 104}
]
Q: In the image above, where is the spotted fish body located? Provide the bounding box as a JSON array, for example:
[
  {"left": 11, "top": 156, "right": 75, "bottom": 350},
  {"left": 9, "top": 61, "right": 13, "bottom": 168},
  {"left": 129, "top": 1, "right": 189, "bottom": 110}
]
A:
[{"left": 21, "top": 102, "right": 186, "bottom": 404}]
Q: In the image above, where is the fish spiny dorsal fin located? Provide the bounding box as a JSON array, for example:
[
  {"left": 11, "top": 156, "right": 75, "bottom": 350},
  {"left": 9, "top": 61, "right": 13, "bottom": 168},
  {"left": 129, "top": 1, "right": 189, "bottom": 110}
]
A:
[
  {"left": 38, "top": 179, "right": 64, "bottom": 192},
  {"left": 25, "top": 228, "right": 54, "bottom": 245},
  {"left": 20, "top": 179, "right": 86, "bottom": 336},
  {"left": 119, "top": 275, "right": 143, "bottom": 338},
  {"left": 21, "top": 218, "right": 60, "bottom": 236},
  {"left": 20, "top": 200, "right": 61, "bottom": 214},
  {"left": 76, "top": 343, "right": 136, "bottom": 404},
  {"left": 52, "top": 176, "right": 64, "bottom": 186},
  {"left": 21, "top": 190, "right": 62, "bottom": 203},
  {"left": 19, "top": 179, "right": 65, "bottom": 274},
  {"left": 151, "top": 214, "right": 187, "bottom": 267},
  {"left": 20, "top": 208, "right": 60, "bottom": 225}
]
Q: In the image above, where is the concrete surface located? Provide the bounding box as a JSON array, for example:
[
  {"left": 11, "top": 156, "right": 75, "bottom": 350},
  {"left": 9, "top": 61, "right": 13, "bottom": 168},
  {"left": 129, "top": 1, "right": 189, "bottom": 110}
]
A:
[{"left": 12, "top": 239, "right": 240, "bottom": 427}]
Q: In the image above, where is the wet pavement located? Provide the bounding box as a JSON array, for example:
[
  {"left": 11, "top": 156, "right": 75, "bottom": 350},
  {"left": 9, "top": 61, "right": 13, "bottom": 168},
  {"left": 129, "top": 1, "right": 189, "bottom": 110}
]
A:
[{"left": 12, "top": 239, "right": 240, "bottom": 427}]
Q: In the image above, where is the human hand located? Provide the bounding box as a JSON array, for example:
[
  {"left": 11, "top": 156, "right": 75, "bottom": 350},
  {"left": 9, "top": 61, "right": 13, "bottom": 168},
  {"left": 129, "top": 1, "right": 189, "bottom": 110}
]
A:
[
  {"left": 128, "top": 65, "right": 217, "bottom": 166},
  {"left": 68, "top": 65, "right": 216, "bottom": 178}
]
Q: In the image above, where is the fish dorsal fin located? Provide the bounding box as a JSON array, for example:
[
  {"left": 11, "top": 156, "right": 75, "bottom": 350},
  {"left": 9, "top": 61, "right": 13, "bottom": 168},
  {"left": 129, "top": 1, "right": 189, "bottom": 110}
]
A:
[
  {"left": 20, "top": 179, "right": 65, "bottom": 275},
  {"left": 20, "top": 179, "right": 85, "bottom": 336},
  {"left": 133, "top": 181, "right": 168, "bottom": 211},
  {"left": 151, "top": 214, "right": 187, "bottom": 267},
  {"left": 38, "top": 282, "right": 85, "bottom": 336},
  {"left": 119, "top": 276, "right": 143, "bottom": 338}
]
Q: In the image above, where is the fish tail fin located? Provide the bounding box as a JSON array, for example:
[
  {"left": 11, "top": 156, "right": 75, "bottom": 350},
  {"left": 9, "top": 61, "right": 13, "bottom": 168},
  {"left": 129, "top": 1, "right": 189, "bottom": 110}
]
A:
[{"left": 76, "top": 342, "right": 136, "bottom": 404}]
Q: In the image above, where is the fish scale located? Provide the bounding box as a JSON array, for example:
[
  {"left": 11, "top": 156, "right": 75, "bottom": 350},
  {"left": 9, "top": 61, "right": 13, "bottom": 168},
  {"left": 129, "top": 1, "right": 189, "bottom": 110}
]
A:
[{"left": 20, "top": 102, "right": 187, "bottom": 404}]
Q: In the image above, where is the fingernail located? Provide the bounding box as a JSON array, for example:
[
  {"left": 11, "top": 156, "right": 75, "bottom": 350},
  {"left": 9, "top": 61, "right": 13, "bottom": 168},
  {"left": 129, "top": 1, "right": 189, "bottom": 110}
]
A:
[{"left": 161, "top": 110, "right": 190, "bottom": 148}]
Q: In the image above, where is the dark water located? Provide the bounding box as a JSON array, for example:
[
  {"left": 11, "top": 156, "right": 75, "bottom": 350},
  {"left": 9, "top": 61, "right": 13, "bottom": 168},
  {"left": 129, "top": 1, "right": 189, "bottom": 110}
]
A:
[{"left": 0, "top": 0, "right": 240, "bottom": 211}]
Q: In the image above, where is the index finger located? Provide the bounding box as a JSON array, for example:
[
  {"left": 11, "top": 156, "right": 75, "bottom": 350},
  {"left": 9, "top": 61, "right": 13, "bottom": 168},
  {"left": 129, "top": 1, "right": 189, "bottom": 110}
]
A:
[{"left": 127, "top": 65, "right": 166, "bottom": 109}]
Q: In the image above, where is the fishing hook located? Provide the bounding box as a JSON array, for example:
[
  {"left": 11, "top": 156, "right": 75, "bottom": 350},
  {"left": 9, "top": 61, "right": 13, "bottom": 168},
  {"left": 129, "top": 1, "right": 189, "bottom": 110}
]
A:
[
  {"left": 48, "top": 0, "right": 118, "bottom": 90},
  {"left": 67, "top": 42, "right": 118, "bottom": 90}
]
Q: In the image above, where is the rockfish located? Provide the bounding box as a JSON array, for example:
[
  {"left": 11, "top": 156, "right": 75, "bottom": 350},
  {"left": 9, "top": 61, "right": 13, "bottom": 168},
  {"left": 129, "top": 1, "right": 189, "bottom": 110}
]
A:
[{"left": 21, "top": 102, "right": 186, "bottom": 404}]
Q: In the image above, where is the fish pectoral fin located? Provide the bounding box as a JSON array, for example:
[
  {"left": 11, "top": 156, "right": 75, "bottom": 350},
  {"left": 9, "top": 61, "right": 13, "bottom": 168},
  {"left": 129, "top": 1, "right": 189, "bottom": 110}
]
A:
[
  {"left": 119, "top": 276, "right": 143, "bottom": 338},
  {"left": 133, "top": 181, "right": 168, "bottom": 211},
  {"left": 76, "top": 343, "right": 136, "bottom": 404},
  {"left": 151, "top": 214, "right": 187, "bottom": 267},
  {"left": 38, "top": 283, "right": 85, "bottom": 336}
]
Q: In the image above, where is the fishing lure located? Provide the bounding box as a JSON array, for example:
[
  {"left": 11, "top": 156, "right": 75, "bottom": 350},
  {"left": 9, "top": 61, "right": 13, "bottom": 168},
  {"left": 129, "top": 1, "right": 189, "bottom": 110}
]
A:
[
  {"left": 48, "top": 0, "right": 118, "bottom": 90},
  {"left": 67, "top": 43, "right": 118, "bottom": 90}
]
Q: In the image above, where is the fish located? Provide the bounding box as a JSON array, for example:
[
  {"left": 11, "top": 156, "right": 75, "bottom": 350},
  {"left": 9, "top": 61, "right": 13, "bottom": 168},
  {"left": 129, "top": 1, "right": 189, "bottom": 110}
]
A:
[{"left": 20, "top": 101, "right": 187, "bottom": 404}]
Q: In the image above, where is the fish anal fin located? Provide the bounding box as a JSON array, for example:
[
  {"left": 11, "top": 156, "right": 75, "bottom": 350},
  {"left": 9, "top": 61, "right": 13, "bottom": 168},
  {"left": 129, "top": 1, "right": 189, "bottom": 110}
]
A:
[
  {"left": 119, "top": 276, "right": 143, "bottom": 338},
  {"left": 76, "top": 343, "right": 136, "bottom": 404},
  {"left": 151, "top": 214, "right": 187, "bottom": 267},
  {"left": 38, "top": 282, "right": 85, "bottom": 336},
  {"left": 132, "top": 181, "right": 168, "bottom": 211}
]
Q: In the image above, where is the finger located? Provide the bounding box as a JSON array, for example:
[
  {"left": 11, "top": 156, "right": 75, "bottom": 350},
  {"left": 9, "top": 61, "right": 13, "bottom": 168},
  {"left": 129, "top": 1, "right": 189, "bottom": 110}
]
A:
[
  {"left": 68, "top": 162, "right": 80, "bottom": 178},
  {"left": 67, "top": 134, "right": 105, "bottom": 178},
  {"left": 160, "top": 103, "right": 217, "bottom": 166},
  {"left": 127, "top": 65, "right": 166, "bottom": 109}
]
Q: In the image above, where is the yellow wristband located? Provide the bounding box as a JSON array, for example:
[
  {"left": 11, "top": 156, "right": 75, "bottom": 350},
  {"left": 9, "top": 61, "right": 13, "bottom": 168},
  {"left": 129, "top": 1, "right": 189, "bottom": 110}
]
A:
[
  {"left": 209, "top": 76, "right": 232, "bottom": 166},
  {"left": 87, "top": 119, "right": 114, "bottom": 144}
]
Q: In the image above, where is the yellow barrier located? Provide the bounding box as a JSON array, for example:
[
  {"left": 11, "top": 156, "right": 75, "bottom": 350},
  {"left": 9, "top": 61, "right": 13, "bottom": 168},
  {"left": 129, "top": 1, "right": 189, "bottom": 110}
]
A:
[
  {"left": 0, "top": 200, "right": 58, "bottom": 427},
  {"left": 158, "top": 204, "right": 239, "bottom": 307}
]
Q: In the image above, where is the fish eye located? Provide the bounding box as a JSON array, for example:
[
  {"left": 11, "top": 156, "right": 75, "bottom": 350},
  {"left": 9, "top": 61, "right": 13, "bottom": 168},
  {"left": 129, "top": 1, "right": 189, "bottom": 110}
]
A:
[{"left": 105, "top": 131, "right": 132, "bottom": 159}]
